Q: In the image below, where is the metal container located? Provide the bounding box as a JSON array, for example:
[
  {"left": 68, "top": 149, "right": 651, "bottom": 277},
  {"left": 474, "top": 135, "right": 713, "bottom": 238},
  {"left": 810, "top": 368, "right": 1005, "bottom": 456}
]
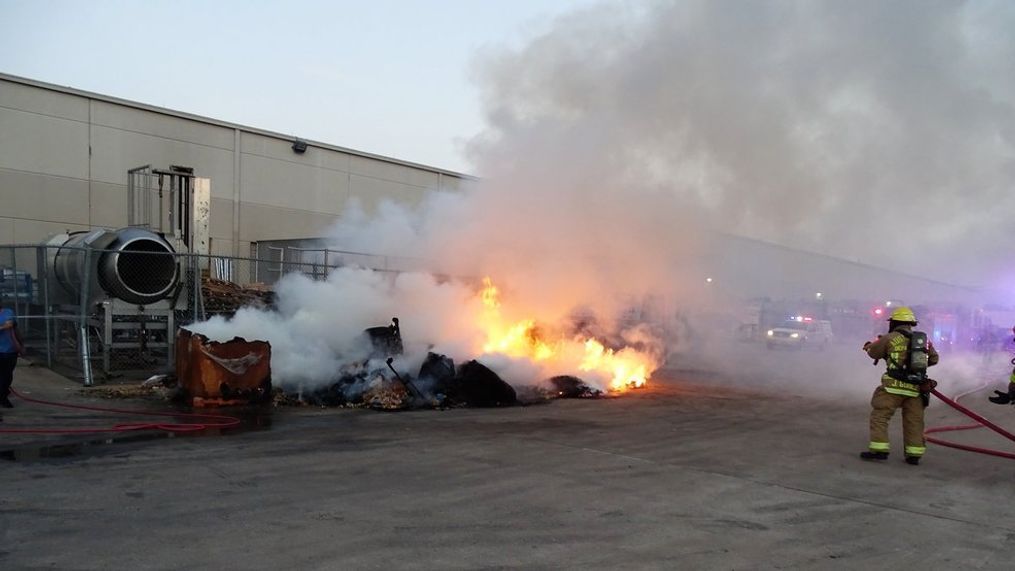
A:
[
  {"left": 176, "top": 328, "right": 272, "bottom": 406},
  {"left": 50, "top": 227, "right": 180, "bottom": 305}
]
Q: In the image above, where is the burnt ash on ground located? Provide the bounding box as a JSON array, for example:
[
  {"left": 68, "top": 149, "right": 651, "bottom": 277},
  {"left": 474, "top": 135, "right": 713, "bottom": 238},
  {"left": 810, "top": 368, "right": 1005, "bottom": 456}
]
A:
[{"left": 276, "top": 352, "right": 605, "bottom": 411}]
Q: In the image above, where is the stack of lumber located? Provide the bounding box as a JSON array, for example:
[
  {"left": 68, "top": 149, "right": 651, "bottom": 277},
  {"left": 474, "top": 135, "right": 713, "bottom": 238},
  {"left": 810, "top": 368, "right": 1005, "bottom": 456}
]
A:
[{"left": 201, "top": 277, "right": 275, "bottom": 315}]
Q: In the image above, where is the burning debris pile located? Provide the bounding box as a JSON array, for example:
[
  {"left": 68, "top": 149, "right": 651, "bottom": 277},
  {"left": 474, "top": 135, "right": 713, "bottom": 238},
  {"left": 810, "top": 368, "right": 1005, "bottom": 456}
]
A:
[
  {"left": 266, "top": 313, "right": 610, "bottom": 411},
  {"left": 548, "top": 375, "right": 603, "bottom": 399},
  {"left": 185, "top": 272, "right": 661, "bottom": 410},
  {"left": 287, "top": 351, "right": 603, "bottom": 410},
  {"left": 285, "top": 318, "right": 526, "bottom": 410},
  {"left": 473, "top": 278, "right": 656, "bottom": 392}
]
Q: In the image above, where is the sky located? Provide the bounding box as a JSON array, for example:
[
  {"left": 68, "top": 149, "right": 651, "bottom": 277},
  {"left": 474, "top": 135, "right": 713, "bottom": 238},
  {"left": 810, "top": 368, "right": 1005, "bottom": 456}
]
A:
[
  {"left": 0, "top": 0, "right": 593, "bottom": 174},
  {"left": 3, "top": 0, "right": 1015, "bottom": 288}
]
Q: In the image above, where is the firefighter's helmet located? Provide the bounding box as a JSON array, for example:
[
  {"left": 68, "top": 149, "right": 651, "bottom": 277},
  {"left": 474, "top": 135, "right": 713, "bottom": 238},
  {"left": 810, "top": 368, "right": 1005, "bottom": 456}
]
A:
[{"left": 888, "top": 306, "right": 917, "bottom": 323}]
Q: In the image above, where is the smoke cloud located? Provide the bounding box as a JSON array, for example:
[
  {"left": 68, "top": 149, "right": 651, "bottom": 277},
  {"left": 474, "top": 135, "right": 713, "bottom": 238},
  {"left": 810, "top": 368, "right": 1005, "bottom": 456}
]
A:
[
  {"left": 466, "top": 0, "right": 1015, "bottom": 285},
  {"left": 196, "top": 1, "right": 1015, "bottom": 396}
]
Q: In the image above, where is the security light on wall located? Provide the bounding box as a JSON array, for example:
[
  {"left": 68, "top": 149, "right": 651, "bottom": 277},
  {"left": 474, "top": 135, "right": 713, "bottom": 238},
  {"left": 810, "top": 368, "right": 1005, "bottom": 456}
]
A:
[{"left": 292, "top": 140, "right": 308, "bottom": 154}]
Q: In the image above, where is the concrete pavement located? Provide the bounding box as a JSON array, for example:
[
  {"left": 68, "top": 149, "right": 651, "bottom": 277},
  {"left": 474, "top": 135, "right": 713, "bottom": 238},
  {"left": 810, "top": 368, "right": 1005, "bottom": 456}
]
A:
[{"left": 2, "top": 349, "right": 1014, "bottom": 570}]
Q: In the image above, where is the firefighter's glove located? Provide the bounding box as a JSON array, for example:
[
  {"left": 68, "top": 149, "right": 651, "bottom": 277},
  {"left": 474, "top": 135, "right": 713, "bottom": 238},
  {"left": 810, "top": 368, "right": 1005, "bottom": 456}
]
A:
[
  {"left": 862, "top": 341, "right": 880, "bottom": 365},
  {"left": 918, "top": 379, "right": 937, "bottom": 393}
]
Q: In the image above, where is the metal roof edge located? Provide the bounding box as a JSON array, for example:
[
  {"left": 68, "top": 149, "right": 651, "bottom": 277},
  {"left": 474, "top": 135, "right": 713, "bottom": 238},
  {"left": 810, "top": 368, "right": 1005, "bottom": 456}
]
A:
[
  {"left": 0, "top": 71, "right": 478, "bottom": 181},
  {"left": 716, "top": 232, "right": 980, "bottom": 292}
]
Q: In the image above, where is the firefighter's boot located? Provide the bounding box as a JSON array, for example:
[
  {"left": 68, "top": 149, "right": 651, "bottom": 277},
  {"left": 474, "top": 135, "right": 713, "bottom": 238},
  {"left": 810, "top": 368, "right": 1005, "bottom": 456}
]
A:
[
  {"left": 860, "top": 451, "right": 888, "bottom": 461},
  {"left": 988, "top": 390, "right": 1012, "bottom": 405}
]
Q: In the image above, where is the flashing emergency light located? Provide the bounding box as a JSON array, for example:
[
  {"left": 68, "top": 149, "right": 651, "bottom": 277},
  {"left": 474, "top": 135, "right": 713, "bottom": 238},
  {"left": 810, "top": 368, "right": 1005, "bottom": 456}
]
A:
[{"left": 874, "top": 308, "right": 883, "bottom": 316}]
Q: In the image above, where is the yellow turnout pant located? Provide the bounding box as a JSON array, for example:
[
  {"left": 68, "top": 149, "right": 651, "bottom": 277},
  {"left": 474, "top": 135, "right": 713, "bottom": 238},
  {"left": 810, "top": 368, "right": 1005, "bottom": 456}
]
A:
[{"left": 868, "top": 386, "right": 926, "bottom": 457}]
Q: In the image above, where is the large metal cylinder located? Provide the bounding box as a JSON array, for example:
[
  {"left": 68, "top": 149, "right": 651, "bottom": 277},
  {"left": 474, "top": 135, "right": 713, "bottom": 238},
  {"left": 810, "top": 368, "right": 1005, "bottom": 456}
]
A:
[{"left": 51, "top": 228, "right": 180, "bottom": 305}]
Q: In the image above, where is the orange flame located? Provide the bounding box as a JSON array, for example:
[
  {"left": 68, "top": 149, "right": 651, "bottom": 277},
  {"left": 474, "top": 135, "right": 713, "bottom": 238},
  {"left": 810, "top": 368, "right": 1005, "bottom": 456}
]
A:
[
  {"left": 476, "top": 277, "right": 655, "bottom": 391},
  {"left": 480, "top": 277, "right": 500, "bottom": 309},
  {"left": 579, "top": 339, "right": 649, "bottom": 391}
]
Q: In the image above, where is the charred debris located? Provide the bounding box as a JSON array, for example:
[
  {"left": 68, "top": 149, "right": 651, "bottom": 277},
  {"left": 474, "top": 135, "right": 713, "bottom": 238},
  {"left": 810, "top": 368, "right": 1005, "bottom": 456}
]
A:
[
  {"left": 282, "top": 318, "right": 604, "bottom": 411},
  {"left": 172, "top": 317, "right": 604, "bottom": 411}
]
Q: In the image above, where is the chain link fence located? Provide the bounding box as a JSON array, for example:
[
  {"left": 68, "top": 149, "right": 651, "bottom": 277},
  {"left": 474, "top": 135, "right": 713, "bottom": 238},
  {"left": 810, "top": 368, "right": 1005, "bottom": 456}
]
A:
[
  {"left": 0, "top": 242, "right": 409, "bottom": 385},
  {"left": 251, "top": 244, "right": 428, "bottom": 283}
]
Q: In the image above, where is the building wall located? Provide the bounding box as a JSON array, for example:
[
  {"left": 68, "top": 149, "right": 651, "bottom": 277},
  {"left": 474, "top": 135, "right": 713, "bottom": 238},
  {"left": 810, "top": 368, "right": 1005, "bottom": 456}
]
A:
[
  {"left": 0, "top": 74, "right": 981, "bottom": 306},
  {"left": 0, "top": 73, "right": 472, "bottom": 258},
  {"left": 712, "top": 234, "right": 982, "bottom": 305}
]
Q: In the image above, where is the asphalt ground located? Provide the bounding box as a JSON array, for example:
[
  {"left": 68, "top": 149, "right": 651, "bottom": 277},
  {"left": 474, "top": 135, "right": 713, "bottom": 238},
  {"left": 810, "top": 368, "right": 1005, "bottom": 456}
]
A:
[{"left": 2, "top": 345, "right": 1014, "bottom": 570}]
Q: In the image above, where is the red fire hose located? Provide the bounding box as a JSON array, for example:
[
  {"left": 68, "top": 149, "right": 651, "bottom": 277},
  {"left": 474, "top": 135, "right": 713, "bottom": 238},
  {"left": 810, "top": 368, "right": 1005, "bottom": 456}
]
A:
[
  {"left": 925, "top": 386, "right": 1015, "bottom": 460},
  {"left": 0, "top": 387, "right": 241, "bottom": 434}
]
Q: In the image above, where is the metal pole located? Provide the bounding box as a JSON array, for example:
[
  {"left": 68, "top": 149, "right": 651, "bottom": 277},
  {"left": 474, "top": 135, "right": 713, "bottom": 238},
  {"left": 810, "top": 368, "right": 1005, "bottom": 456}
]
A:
[
  {"left": 127, "top": 170, "right": 134, "bottom": 227},
  {"left": 167, "top": 304, "right": 176, "bottom": 367},
  {"left": 40, "top": 246, "right": 52, "bottom": 367},
  {"left": 192, "top": 254, "right": 201, "bottom": 323},
  {"left": 8, "top": 247, "right": 18, "bottom": 322},
  {"left": 102, "top": 301, "right": 111, "bottom": 375},
  {"left": 79, "top": 247, "right": 93, "bottom": 387},
  {"left": 158, "top": 173, "right": 165, "bottom": 233}
]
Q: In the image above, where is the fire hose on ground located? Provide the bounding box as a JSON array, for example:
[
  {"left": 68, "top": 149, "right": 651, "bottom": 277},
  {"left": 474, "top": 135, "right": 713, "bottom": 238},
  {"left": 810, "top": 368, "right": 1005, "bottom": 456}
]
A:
[
  {"left": 925, "top": 385, "right": 1015, "bottom": 460},
  {"left": 2, "top": 375, "right": 1011, "bottom": 458},
  {"left": 0, "top": 387, "right": 241, "bottom": 434}
]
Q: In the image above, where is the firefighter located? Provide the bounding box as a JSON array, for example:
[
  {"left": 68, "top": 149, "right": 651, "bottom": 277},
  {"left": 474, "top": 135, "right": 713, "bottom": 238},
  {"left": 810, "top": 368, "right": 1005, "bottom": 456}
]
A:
[
  {"left": 987, "top": 325, "right": 1015, "bottom": 406},
  {"left": 860, "top": 306, "right": 939, "bottom": 465}
]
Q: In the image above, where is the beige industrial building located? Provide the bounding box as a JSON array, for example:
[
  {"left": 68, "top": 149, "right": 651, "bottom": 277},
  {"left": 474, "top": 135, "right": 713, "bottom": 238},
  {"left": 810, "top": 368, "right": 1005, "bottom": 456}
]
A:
[
  {"left": 1, "top": 72, "right": 988, "bottom": 310},
  {"left": 0, "top": 72, "right": 471, "bottom": 258}
]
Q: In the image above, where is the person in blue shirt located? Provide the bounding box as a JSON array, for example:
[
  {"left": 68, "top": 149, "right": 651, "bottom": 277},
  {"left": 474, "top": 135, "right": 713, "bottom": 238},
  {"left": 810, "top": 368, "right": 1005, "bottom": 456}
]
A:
[{"left": 0, "top": 302, "right": 21, "bottom": 409}]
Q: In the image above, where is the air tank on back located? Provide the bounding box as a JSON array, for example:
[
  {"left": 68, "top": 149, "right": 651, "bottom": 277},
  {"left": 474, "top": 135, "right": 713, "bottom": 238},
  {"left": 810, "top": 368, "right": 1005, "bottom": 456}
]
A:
[{"left": 47, "top": 227, "right": 180, "bottom": 305}]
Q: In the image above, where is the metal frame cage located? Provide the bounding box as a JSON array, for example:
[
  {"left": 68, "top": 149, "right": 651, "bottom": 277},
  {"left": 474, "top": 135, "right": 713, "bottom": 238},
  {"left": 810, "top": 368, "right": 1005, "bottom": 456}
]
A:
[{"left": 0, "top": 243, "right": 415, "bottom": 385}]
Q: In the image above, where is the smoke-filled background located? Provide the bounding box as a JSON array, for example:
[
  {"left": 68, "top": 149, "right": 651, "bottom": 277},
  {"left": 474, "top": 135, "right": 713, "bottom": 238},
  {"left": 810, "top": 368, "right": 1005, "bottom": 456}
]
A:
[
  {"left": 195, "top": 0, "right": 1015, "bottom": 395},
  {"left": 463, "top": 0, "right": 1015, "bottom": 285}
]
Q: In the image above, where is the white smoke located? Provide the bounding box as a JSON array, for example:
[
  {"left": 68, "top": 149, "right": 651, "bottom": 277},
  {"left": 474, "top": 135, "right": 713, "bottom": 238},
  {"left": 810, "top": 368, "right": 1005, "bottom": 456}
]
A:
[
  {"left": 190, "top": 268, "right": 493, "bottom": 389},
  {"left": 194, "top": 0, "right": 1015, "bottom": 396}
]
